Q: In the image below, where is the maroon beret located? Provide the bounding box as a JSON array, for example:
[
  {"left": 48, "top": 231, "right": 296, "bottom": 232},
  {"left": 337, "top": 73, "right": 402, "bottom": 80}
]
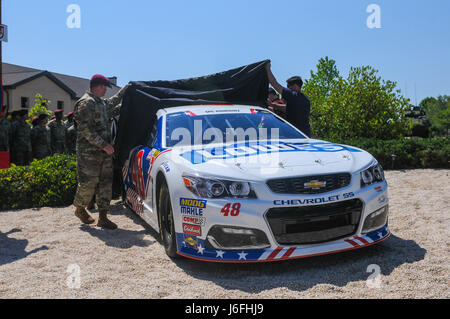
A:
[{"left": 90, "top": 74, "right": 112, "bottom": 88}]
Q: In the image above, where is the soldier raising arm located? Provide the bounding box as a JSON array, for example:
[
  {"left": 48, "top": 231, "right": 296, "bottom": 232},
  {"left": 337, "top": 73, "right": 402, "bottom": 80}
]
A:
[{"left": 72, "top": 75, "right": 130, "bottom": 229}]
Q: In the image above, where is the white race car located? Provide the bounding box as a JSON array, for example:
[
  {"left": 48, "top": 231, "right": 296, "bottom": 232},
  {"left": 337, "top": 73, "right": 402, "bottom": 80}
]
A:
[{"left": 122, "top": 104, "right": 390, "bottom": 262}]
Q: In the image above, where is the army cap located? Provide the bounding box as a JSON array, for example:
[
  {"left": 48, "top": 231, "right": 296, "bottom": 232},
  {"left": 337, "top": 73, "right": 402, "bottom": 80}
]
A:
[
  {"left": 286, "top": 76, "right": 303, "bottom": 87},
  {"left": 90, "top": 74, "right": 112, "bottom": 88},
  {"left": 38, "top": 113, "right": 49, "bottom": 120}
]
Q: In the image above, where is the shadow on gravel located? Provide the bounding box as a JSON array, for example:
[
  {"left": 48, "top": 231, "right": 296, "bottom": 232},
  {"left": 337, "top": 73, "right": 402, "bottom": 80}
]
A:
[
  {"left": 79, "top": 225, "right": 156, "bottom": 249},
  {"left": 108, "top": 201, "right": 164, "bottom": 246},
  {"left": 0, "top": 229, "right": 49, "bottom": 266},
  {"left": 170, "top": 234, "right": 426, "bottom": 294}
]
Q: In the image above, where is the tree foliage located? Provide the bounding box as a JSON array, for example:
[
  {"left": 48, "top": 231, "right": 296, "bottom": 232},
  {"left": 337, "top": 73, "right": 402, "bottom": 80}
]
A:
[
  {"left": 419, "top": 95, "right": 450, "bottom": 136},
  {"left": 303, "top": 57, "right": 412, "bottom": 140},
  {"left": 28, "top": 94, "right": 52, "bottom": 121}
]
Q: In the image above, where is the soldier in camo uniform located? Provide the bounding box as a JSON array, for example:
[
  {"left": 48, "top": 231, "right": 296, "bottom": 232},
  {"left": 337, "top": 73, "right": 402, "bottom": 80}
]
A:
[
  {"left": 64, "top": 112, "right": 74, "bottom": 130},
  {"left": 65, "top": 120, "right": 77, "bottom": 155},
  {"left": 10, "top": 110, "right": 32, "bottom": 166},
  {"left": 48, "top": 109, "right": 66, "bottom": 154},
  {"left": 31, "top": 114, "right": 51, "bottom": 160},
  {"left": 0, "top": 109, "right": 11, "bottom": 152},
  {"left": 72, "top": 74, "right": 130, "bottom": 229}
]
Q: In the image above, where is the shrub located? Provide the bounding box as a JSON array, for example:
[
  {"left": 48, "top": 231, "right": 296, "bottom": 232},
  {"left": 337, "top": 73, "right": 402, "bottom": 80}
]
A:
[
  {"left": 333, "top": 137, "right": 450, "bottom": 169},
  {"left": 0, "top": 154, "right": 77, "bottom": 210}
]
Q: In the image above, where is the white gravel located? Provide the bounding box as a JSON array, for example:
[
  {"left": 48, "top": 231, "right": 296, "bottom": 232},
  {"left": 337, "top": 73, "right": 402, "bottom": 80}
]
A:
[{"left": 0, "top": 169, "right": 448, "bottom": 299}]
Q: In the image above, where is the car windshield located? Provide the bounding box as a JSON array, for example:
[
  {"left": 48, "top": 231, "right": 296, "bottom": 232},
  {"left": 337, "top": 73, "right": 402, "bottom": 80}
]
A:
[{"left": 165, "top": 110, "right": 306, "bottom": 147}]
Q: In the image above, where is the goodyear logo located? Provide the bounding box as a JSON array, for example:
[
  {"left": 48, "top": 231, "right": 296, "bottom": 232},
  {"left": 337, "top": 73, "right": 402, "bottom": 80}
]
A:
[{"left": 180, "top": 198, "right": 207, "bottom": 208}]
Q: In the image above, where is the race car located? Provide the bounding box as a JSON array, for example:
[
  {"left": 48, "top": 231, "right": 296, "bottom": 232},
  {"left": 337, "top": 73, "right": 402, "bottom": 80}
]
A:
[{"left": 122, "top": 104, "right": 390, "bottom": 262}]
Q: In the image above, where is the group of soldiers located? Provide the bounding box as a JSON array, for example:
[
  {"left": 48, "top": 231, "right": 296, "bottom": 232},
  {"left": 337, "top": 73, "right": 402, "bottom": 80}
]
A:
[{"left": 0, "top": 108, "right": 77, "bottom": 166}]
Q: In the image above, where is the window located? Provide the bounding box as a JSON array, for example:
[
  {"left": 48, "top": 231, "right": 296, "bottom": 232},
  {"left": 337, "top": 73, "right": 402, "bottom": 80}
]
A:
[
  {"left": 147, "top": 120, "right": 158, "bottom": 148},
  {"left": 57, "top": 101, "right": 64, "bottom": 110},
  {"left": 21, "top": 97, "right": 29, "bottom": 108}
]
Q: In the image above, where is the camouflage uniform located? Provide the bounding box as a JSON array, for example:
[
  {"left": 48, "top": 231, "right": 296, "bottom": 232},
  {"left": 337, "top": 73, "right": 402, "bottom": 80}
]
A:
[
  {"left": 65, "top": 124, "right": 77, "bottom": 155},
  {"left": 10, "top": 120, "right": 32, "bottom": 166},
  {"left": 0, "top": 117, "right": 10, "bottom": 152},
  {"left": 64, "top": 119, "right": 74, "bottom": 130},
  {"left": 48, "top": 119, "right": 66, "bottom": 154},
  {"left": 31, "top": 123, "right": 51, "bottom": 160},
  {"left": 72, "top": 88, "right": 127, "bottom": 211}
]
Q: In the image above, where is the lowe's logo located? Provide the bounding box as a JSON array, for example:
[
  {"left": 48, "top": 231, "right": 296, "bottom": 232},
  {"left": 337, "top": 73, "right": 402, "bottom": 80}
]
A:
[{"left": 179, "top": 141, "right": 361, "bottom": 164}]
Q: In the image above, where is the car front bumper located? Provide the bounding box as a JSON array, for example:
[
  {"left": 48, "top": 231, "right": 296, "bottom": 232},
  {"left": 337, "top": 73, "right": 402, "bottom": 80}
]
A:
[{"left": 174, "top": 180, "right": 390, "bottom": 263}]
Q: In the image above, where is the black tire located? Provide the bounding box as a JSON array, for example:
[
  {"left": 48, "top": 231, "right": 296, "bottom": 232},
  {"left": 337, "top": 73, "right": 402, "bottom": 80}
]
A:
[{"left": 158, "top": 180, "right": 179, "bottom": 258}]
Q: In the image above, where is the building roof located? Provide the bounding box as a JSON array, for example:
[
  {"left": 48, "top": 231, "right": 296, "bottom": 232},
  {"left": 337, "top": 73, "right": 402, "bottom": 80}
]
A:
[{"left": 2, "top": 62, "right": 121, "bottom": 99}]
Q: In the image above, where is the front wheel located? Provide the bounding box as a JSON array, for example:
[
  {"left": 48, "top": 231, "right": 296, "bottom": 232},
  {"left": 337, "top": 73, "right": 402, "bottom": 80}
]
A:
[{"left": 158, "top": 181, "right": 179, "bottom": 258}]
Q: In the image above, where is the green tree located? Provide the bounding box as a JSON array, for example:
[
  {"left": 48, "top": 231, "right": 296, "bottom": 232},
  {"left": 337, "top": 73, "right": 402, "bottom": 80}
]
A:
[
  {"left": 419, "top": 95, "right": 450, "bottom": 136},
  {"left": 28, "top": 94, "right": 52, "bottom": 122},
  {"left": 303, "top": 58, "right": 412, "bottom": 140}
]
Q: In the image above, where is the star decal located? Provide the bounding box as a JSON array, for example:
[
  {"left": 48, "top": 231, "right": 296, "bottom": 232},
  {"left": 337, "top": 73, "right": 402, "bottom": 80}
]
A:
[
  {"left": 197, "top": 244, "right": 205, "bottom": 255},
  {"left": 216, "top": 250, "right": 225, "bottom": 259},
  {"left": 238, "top": 251, "right": 248, "bottom": 260}
]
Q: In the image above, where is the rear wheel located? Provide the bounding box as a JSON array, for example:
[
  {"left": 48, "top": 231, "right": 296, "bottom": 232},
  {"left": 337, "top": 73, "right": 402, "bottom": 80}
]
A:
[{"left": 158, "top": 180, "right": 179, "bottom": 258}]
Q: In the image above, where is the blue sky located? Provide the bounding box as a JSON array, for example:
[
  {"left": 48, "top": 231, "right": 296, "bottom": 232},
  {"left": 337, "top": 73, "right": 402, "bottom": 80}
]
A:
[{"left": 3, "top": 0, "right": 450, "bottom": 104}]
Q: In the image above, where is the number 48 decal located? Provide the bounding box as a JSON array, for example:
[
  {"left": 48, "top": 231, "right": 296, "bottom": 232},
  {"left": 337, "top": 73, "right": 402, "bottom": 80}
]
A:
[{"left": 220, "top": 203, "right": 241, "bottom": 216}]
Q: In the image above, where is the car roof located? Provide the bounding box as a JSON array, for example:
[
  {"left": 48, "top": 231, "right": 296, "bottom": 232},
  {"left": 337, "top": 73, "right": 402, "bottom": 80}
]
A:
[{"left": 157, "top": 104, "right": 266, "bottom": 118}]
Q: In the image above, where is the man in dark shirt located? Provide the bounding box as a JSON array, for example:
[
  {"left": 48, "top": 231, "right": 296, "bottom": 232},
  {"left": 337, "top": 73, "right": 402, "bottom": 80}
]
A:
[{"left": 265, "top": 62, "right": 311, "bottom": 137}]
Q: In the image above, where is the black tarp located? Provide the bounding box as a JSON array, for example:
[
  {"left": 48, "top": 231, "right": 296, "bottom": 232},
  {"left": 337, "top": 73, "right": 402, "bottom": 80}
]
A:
[{"left": 114, "top": 60, "right": 269, "bottom": 167}]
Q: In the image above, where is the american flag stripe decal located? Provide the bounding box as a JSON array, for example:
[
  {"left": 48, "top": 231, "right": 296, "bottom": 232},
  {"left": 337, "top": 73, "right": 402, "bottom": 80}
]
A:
[
  {"left": 267, "top": 247, "right": 283, "bottom": 260},
  {"left": 344, "top": 239, "right": 360, "bottom": 248},
  {"left": 354, "top": 236, "right": 370, "bottom": 245},
  {"left": 282, "top": 247, "right": 296, "bottom": 259}
]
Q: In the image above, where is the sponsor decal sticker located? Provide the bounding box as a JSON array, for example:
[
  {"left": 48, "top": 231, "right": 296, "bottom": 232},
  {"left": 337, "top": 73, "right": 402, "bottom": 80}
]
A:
[
  {"left": 180, "top": 198, "right": 207, "bottom": 216},
  {"left": 183, "top": 234, "right": 198, "bottom": 248},
  {"left": 183, "top": 223, "right": 202, "bottom": 236},
  {"left": 183, "top": 216, "right": 206, "bottom": 226},
  {"left": 161, "top": 161, "right": 170, "bottom": 172}
]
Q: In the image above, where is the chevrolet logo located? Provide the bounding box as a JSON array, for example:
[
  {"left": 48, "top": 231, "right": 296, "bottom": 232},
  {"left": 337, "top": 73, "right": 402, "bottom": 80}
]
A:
[{"left": 304, "top": 180, "right": 326, "bottom": 189}]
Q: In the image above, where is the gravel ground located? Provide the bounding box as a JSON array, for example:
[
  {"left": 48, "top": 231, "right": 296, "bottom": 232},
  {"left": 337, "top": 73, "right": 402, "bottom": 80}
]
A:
[{"left": 0, "top": 169, "right": 448, "bottom": 299}]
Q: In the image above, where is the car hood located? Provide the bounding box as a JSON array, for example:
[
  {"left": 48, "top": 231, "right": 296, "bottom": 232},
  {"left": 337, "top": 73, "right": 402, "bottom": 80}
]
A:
[{"left": 169, "top": 139, "right": 375, "bottom": 180}]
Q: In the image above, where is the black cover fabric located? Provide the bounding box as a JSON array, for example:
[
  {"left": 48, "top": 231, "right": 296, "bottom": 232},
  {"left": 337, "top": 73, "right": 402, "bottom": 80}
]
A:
[{"left": 114, "top": 60, "right": 269, "bottom": 166}]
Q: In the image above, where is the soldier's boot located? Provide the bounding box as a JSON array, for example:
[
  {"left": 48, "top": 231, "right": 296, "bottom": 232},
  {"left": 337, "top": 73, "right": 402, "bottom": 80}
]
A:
[
  {"left": 74, "top": 207, "right": 95, "bottom": 224},
  {"left": 97, "top": 210, "right": 118, "bottom": 230},
  {"left": 87, "top": 196, "right": 96, "bottom": 210}
]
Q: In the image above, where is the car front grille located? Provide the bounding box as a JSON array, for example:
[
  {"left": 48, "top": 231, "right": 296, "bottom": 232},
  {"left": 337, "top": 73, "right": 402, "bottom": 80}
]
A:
[
  {"left": 266, "top": 199, "right": 363, "bottom": 245},
  {"left": 267, "top": 173, "right": 352, "bottom": 194}
]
